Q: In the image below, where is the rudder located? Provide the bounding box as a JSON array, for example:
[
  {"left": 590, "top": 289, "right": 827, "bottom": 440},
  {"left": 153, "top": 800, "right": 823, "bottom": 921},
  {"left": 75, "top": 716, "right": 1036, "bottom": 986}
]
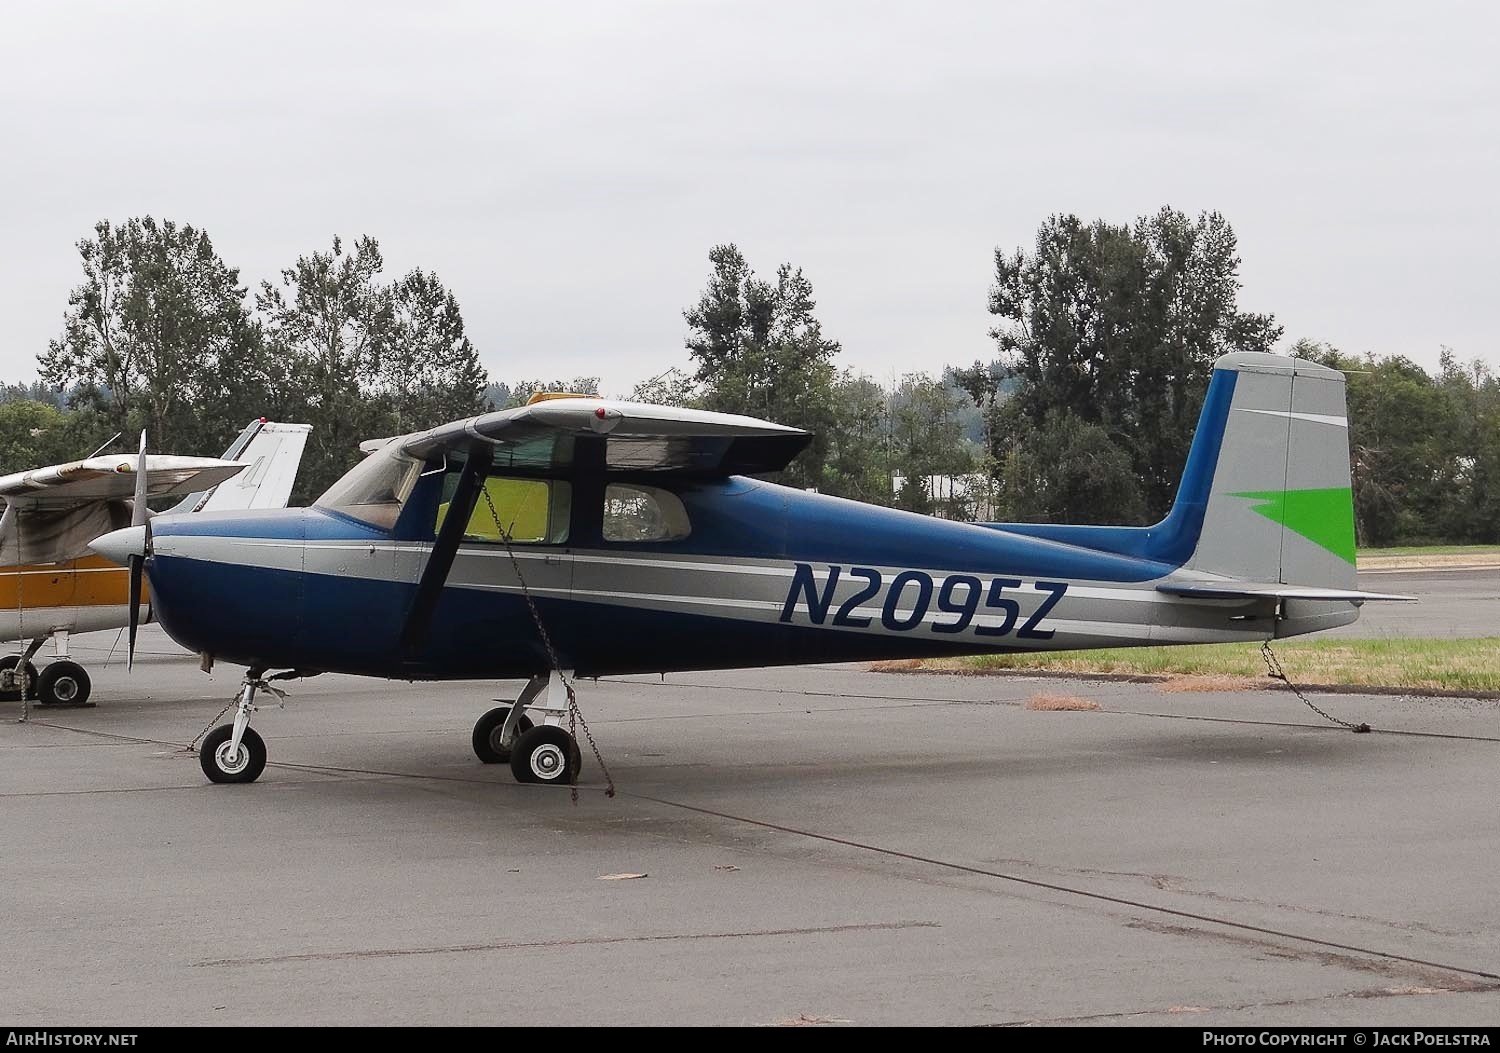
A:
[{"left": 1184, "top": 352, "right": 1356, "bottom": 589}]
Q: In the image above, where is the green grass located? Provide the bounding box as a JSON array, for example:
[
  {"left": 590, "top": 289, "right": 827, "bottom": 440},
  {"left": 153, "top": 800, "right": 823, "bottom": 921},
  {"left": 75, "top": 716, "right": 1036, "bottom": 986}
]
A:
[
  {"left": 1358, "top": 544, "right": 1500, "bottom": 558},
  {"left": 904, "top": 638, "right": 1500, "bottom": 694}
]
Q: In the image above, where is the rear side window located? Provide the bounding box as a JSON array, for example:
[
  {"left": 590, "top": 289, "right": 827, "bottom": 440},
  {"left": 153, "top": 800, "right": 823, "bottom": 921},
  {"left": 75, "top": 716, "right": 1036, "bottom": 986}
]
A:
[{"left": 603, "top": 484, "right": 691, "bottom": 543}]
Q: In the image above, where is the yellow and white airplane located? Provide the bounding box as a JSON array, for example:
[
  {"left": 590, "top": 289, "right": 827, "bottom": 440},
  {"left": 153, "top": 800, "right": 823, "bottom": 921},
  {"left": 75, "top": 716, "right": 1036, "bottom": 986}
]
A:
[{"left": 0, "top": 419, "right": 310, "bottom": 706}]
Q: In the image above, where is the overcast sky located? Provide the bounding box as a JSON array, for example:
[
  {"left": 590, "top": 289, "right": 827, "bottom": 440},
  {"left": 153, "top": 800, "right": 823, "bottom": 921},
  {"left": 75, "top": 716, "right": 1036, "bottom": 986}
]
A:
[{"left": 2, "top": 1, "right": 1495, "bottom": 396}]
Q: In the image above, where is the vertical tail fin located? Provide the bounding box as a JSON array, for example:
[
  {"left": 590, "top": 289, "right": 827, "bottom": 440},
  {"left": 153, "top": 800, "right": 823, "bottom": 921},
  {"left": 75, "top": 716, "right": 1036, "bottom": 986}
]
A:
[
  {"left": 165, "top": 420, "right": 313, "bottom": 514},
  {"left": 1174, "top": 352, "right": 1356, "bottom": 589}
]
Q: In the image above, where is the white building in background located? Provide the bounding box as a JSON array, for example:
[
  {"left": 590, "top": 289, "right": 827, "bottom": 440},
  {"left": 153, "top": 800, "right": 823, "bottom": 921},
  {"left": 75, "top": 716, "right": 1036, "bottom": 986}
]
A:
[{"left": 889, "top": 473, "right": 997, "bottom": 522}]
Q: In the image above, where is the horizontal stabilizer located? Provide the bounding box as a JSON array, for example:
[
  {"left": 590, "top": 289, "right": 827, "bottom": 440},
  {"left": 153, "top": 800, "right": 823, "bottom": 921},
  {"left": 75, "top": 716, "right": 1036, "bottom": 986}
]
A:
[{"left": 1157, "top": 582, "right": 1415, "bottom": 602}]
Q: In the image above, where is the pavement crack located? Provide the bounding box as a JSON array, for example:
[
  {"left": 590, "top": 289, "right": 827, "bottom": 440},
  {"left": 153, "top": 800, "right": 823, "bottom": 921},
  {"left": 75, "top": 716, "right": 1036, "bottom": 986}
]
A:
[
  {"left": 992, "top": 974, "right": 1500, "bottom": 1026},
  {"left": 623, "top": 791, "right": 1500, "bottom": 984},
  {"left": 1127, "top": 919, "right": 1497, "bottom": 990},
  {"left": 194, "top": 920, "right": 940, "bottom": 968},
  {"left": 978, "top": 859, "right": 1470, "bottom": 939}
]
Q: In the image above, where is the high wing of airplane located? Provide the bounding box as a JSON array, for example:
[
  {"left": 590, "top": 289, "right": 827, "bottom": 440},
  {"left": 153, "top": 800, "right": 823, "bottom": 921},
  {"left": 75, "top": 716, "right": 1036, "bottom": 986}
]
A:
[
  {"left": 92, "top": 351, "right": 1412, "bottom": 786},
  {"left": 1, "top": 420, "right": 312, "bottom": 706}
]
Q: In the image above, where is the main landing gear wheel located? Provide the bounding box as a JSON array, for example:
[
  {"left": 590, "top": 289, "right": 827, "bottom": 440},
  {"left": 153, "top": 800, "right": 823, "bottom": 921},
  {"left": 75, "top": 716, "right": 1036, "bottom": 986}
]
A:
[
  {"left": 0, "top": 656, "right": 39, "bottom": 701},
  {"left": 199, "top": 725, "right": 267, "bottom": 784},
  {"left": 509, "top": 725, "right": 583, "bottom": 786},
  {"left": 36, "top": 662, "right": 91, "bottom": 707},
  {"left": 472, "top": 707, "right": 534, "bottom": 764}
]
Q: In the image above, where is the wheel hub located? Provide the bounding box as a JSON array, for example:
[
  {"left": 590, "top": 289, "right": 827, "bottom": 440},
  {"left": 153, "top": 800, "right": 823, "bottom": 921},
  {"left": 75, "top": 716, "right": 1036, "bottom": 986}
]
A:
[
  {"left": 52, "top": 677, "right": 78, "bottom": 703},
  {"left": 530, "top": 743, "right": 566, "bottom": 780},
  {"left": 216, "top": 741, "right": 249, "bottom": 775}
]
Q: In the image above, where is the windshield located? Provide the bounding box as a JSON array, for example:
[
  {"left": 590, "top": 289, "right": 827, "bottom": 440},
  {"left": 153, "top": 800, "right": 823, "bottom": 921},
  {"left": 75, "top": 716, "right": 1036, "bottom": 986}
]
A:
[{"left": 315, "top": 445, "right": 423, "bottom": 529}]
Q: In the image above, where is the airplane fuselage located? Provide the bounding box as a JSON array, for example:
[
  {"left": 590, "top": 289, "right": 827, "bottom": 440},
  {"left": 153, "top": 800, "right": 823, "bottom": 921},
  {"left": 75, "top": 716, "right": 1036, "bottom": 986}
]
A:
[
  {"left": 0, "top": 554, "right": 149, "bottom": 641},
  {"left": 141, "top": 478, "right": 1355, "bottom": 681}
]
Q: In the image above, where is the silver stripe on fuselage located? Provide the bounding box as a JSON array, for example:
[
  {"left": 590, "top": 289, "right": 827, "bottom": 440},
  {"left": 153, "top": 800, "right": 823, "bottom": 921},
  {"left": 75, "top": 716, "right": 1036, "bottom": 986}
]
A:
[
  {"left": 0, "top": 604, "right": 141, "bottom": 639},
  {"left": 153, "top": 534, "right": 1276, "bottom": 650}
]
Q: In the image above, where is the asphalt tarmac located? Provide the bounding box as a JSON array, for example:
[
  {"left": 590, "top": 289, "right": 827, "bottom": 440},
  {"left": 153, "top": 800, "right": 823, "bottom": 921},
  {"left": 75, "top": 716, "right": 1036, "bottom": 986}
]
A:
[
  {"left": 1340, "top": 566, "right": 1500, "bottom": 639},
  {"left": 3, "top": 623, "right": 1499, "bottom": 1026}
]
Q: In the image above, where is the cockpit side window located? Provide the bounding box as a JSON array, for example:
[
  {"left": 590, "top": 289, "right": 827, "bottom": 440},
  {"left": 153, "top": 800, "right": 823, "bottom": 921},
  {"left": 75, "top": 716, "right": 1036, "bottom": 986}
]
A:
[{"left": 314, "top": 446, "right": 423, "bottom": 530}]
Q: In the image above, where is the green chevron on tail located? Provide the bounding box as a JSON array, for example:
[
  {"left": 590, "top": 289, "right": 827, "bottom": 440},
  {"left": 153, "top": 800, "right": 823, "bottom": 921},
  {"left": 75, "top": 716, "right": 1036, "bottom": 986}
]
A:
[{"left": 1231, "top": 487, "right": 1357, "bottom": 565}]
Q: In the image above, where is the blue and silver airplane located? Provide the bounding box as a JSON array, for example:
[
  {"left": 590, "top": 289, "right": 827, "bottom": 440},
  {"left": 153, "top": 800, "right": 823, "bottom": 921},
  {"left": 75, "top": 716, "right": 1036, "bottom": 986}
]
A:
[{"left": 93, "top": 350, "right": 1409, "bottom": 786}]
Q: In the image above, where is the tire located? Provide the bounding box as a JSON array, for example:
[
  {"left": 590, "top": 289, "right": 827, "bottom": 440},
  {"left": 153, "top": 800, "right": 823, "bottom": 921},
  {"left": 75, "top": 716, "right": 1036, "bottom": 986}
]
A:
[
  {"left": 509, "top": 724, "right": 581, "bottom": 785},
  {"left": 199, "top": 725, "right": 267, "bottom": 784},
  {"left": 0, "top": 655, "right": 39, "bottom": 702},
  {"left": 36, "top": 662, "right": 91, "bottom": 707},
  {"left": 472, "top": 707, "right": 534, "bottom": 764}
]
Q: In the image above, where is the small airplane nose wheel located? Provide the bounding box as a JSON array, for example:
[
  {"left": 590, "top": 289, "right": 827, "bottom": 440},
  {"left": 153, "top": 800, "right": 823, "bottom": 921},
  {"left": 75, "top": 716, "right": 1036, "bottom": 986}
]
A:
[
  {"left": 509, "top": 725, "right": 583, "bottom": 785},
  {"left": 199, "top": 725, "right": 267, "bottom": 784}
]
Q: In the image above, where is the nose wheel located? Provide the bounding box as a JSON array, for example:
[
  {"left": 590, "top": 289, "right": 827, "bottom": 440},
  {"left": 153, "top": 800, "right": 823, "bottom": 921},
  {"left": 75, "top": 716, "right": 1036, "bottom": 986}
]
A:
[
  {"left": 197, "top": 673, "right": 283, "bottom": 784},
  {"left": 200, "top": 725, "right": 267, "bottom": 783}
]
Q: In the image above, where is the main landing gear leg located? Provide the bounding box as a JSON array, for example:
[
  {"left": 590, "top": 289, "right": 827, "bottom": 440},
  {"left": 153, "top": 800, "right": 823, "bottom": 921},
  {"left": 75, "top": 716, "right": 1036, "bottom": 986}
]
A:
[
  {"left": 470, "top": 669, "right": 582, "bottom": 786},
  {"left": 199, "top": 674, "right": 268, "bottom": 784}
]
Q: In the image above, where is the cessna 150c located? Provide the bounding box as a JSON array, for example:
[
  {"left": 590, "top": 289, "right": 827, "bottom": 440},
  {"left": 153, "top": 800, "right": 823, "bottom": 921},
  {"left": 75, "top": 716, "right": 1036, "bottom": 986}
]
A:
[{"left": 93, "top": 351, "right": 1409, "bottom": 786}]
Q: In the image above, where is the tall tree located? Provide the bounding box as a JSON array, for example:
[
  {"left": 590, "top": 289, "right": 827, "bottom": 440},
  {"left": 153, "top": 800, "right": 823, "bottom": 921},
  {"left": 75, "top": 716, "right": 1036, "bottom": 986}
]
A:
[
  {"left": 823, "top": 372, "right": 891, "bottom": 504},
  {"left": 1297, "top": 340, "right": 1476, "bottom": 546},
  {"left": 966, "top": 208, "right": 1281, "bottom": 522},
  {"left": 257, "top": 236, "right": 393, "bottom": 499},
  {"left": 0, "top": 401, "right": 110, "bottom": 473},
  {"left": 375, "top": 269, "right": 487, "bottom": 433},
  {"left": 684, "top": 244, "right": 841, "bottom": 490},
  {"left": 39, "top": 217, "right": 263, "bottom": 456},
  {"left": 888, "top": 373, "right": 976, "bottom": 515},
  {"left": 628, "top": 367, "right": 698, "bottom": 407}
]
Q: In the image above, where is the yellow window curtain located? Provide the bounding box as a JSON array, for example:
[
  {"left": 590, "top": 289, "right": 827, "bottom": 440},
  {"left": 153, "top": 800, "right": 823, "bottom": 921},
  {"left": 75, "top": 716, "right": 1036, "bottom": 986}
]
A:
[{"left": 436, "top": 478, "right": 551, "bottom": 542}]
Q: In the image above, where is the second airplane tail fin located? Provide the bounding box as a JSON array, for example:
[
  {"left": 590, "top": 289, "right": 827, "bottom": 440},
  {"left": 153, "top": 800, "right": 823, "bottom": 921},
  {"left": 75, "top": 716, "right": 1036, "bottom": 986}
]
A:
[{"left": 168, "top": 420, "right": 312, "bottom": 514}]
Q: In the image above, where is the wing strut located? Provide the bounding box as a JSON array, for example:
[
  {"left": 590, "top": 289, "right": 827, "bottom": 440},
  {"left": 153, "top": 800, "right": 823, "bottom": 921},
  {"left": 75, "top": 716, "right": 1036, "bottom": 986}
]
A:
[{"left": 400, "top": 442, "right": 487, "bottom": 651}]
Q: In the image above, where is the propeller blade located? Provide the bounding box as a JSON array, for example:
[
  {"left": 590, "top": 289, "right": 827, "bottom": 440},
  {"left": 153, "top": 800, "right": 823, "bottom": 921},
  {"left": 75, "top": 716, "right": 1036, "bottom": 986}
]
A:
[
  {"left": 400, "top": 443, "right": 487, "bottom": 651},
  {"left": 131, "top": 429, "right": 149, "bottom": 527},
  {"left": 127, "top": 432, "right": 149, "bottom": 670},
  {"left": 127, "top": 552, "right": 143, "bottom": 671}
]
